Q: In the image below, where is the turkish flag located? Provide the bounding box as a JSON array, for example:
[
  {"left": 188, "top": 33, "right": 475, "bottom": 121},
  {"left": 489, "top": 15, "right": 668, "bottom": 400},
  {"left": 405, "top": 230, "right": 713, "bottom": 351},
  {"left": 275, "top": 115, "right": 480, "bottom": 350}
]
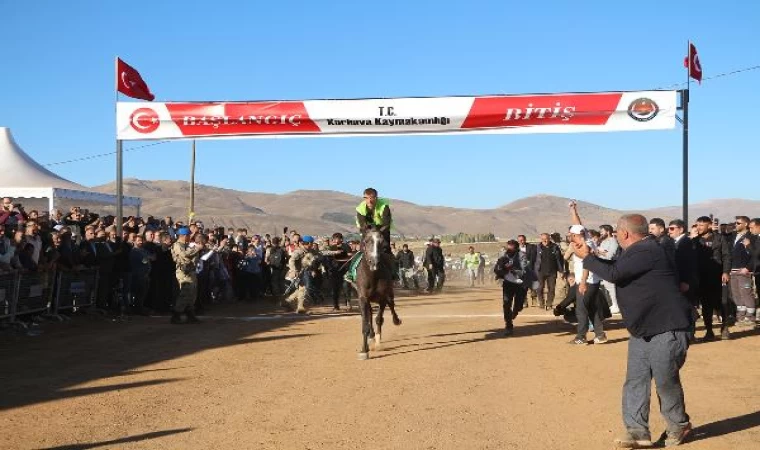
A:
[
  {"left": 117, "top": 58, "right": 155, "bottom": 101},
  {"left": 683, "top": 43, "right": 702, "bottom": 84}
]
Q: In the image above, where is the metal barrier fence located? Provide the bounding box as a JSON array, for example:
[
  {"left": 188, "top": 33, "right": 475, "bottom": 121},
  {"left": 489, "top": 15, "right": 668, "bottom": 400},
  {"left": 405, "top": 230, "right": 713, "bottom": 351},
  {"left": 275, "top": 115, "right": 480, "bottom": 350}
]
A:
[
  {"left": 0, "top": 273, "right": 18, "bottom": 320},
  {"left": 16, "top": 271, "right": 54, "bottom": 317},
  {"left": 0, "top": 268, "right": 99, "bottom": 323},
  {"left": 54, "top": 269, "right": 99, "bottom": 313}
]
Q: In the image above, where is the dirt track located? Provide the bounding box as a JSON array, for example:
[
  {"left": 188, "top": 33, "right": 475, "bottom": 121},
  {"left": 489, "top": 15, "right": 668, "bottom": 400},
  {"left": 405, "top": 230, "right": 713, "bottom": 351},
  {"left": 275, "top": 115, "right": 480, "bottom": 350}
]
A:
[{"left": 2, "top": 281, "right": 759, "bottom": 450}]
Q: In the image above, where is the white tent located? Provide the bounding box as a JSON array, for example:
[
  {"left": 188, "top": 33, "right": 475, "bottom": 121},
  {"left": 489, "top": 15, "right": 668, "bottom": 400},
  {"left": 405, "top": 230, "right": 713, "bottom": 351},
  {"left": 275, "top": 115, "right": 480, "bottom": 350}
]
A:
[{"left": 0, "top": 127, "right": 141, "bottom": 214}]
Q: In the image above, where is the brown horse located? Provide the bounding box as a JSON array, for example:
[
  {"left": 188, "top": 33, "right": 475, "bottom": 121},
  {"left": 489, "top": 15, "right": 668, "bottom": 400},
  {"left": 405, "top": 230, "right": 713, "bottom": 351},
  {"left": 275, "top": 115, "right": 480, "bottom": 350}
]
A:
[{"left": 355, "top": 226, "right": 401, "bottom": 360}]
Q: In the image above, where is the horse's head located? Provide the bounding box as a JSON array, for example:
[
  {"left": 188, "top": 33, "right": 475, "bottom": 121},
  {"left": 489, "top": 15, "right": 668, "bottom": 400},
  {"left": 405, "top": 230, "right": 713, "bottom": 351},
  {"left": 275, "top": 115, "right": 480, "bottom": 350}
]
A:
[{"left": 361, "top": 226, "right": 385, "bottom": 272}]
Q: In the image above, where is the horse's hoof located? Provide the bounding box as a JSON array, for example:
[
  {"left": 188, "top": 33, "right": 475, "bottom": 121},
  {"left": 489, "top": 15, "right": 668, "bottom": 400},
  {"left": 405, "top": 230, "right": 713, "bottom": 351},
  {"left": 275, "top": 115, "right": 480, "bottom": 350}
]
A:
[
  {"left": 357, "top": 352, "right": 369, "bottom": 360},
  {"left": 393, "top": 318, "right": 402, "bottom": 326},
  {"left": 374, "top": 336, "right": 382, "bottom": 349}
]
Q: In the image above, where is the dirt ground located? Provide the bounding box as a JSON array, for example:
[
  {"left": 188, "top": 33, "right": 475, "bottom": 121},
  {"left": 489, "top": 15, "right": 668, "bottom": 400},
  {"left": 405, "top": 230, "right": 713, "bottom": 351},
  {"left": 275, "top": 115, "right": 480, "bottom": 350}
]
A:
[{"left": 1, "top": 280, "right": 759, "bottom": 450}]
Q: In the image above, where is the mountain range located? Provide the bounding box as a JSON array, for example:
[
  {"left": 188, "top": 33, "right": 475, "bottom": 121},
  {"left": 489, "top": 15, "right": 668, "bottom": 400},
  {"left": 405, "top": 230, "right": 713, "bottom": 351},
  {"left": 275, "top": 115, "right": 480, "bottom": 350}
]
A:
[{"left": 91, "top": 179, "right": 759, "bottom": 238}]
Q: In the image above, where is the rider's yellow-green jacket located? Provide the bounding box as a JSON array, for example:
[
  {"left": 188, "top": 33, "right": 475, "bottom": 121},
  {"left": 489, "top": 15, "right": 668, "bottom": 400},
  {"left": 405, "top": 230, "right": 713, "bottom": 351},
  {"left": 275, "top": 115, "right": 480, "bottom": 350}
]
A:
[{"left": 356, "top": 198, "right": 392, "bottom": 231}]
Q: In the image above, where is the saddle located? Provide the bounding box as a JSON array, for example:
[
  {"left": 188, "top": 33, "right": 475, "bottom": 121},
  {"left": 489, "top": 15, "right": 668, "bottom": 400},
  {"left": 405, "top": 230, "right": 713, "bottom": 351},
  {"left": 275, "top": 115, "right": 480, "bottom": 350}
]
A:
[
  {"left": 344, "top": 252, "right": 363, "bottom": 283},
  {"left": 343, "top": 251, "right": 397, "bottom": 283}
]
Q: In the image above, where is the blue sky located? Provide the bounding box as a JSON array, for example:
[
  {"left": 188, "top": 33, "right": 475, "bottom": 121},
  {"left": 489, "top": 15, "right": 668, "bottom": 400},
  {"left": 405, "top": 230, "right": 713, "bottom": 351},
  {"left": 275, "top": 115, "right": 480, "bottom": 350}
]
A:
[{"left": 1, "top": 1, "right": 758, "bottom": 210}]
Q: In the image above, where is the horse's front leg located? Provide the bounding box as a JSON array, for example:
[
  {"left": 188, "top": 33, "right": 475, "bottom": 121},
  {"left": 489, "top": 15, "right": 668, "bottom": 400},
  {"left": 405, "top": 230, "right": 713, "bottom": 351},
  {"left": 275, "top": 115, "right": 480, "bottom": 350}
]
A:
[
  {"left": 388, "top": 290, "right": 402, "bottom": 326},
  {"left": 358, "top": 298, "right": 371, "bottom": 360},
  {"left": 375, "top": 300, "right": 386, "bottom": 349}
]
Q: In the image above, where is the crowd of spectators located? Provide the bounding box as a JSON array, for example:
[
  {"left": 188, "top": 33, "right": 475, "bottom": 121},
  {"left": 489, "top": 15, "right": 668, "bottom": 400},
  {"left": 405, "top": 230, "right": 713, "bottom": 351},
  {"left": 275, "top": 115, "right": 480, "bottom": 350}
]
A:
[
  {"left": 487, "top": 201, "right": 760, "bottom": 343},
  {"left": 1, "top": 197, "right": 377, "bottom": 320},
  {"left": 6, "top": 194, "right": 759, "bottom": 341}
]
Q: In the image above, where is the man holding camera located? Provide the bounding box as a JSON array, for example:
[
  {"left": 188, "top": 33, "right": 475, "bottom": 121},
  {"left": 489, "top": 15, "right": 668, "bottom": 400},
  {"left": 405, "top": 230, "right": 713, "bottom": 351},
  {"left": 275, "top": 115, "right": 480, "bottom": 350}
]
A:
[
  {"left": 494, "top": 239, "right": 525, "bottom": 336},
  {"left": 1, "top": 197, "right": 26, "bottom": 232},
  {"left": 266, "top": 236, "right": 287, "bottom": 296}
]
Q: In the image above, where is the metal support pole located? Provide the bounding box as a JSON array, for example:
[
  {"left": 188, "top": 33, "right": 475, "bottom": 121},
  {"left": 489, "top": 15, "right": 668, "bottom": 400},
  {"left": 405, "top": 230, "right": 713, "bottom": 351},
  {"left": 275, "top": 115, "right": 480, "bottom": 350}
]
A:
[
  {"left": 682, "top": 89, "right": 689, "bottom": 226},
  {"left": 683, "top": 40, "right": 691, "bottom": 226},
  {"left": 189, "top": 140, "right": 196, "bottom": 224},
  {"left": 116, "top": 139, "right": 123, "bottom": 236}
]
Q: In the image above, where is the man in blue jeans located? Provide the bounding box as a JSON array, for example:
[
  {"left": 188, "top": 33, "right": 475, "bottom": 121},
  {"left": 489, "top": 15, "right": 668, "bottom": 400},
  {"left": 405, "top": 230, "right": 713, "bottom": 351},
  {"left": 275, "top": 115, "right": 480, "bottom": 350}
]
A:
[
  {"left": 573, "top": 214, "right": 694, "bottom": 448},
  {"left": 568, "top": 202, "right": 607, "bottom": 344}
]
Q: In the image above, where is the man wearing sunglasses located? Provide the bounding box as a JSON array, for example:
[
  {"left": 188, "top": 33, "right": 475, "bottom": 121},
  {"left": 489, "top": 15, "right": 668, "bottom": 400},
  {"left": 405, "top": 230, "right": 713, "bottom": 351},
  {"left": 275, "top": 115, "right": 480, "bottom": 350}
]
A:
[
  {"left": 726, "top": 216, "right": 757, "bottom": 328},
  {"left": 669, "top": 219, "right": 699, "bottom": 339},
  {"left": 667, "top": 220, "right": 697, "bottom": 297},
  {"left": 649, "top": 217, "right": 676, "bottom": 270}
]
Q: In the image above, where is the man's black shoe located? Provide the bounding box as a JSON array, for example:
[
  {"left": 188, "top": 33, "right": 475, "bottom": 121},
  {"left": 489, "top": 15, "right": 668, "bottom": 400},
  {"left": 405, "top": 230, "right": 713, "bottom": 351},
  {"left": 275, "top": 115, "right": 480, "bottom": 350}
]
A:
[{"left": 185, "top": 311, "right": 201, "bottom": 324}]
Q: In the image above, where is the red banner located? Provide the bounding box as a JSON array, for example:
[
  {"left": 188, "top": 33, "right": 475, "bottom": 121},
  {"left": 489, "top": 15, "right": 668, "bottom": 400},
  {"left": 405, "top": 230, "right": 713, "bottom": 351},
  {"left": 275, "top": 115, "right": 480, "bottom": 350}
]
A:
[{"left": 117, "top": 90, "right": 676, "bottom": 141}]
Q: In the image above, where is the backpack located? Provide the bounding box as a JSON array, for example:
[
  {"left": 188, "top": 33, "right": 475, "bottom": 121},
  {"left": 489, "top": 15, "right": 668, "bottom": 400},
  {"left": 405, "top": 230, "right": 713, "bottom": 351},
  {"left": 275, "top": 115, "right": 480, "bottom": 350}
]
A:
[{"left": 269, "top": 247, "right": 285, "bottom": 269}]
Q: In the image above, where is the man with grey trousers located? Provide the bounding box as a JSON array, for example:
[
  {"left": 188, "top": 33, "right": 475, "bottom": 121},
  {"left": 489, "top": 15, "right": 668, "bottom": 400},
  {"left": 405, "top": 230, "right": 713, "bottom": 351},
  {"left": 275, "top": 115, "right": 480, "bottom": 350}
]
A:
[{"left": 572, "top": 214, "right": 693, "bottom": 448}]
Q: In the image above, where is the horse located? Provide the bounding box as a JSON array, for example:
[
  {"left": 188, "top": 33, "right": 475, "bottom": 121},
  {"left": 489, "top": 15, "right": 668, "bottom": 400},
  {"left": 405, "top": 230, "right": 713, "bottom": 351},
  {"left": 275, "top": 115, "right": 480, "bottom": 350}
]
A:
[{"left": 355, "top": 226, "right": 402, "bottom": 360}]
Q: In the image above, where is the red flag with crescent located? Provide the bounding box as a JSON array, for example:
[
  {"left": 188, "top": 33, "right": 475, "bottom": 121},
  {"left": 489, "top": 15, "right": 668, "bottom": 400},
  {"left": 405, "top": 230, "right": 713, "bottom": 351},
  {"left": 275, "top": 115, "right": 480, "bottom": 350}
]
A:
[
  {"left": 683, "top": 43, "right": 702, "bottom": 84},
  {"left": 117, "top": 58, "right": 155, "bottom": 101}
]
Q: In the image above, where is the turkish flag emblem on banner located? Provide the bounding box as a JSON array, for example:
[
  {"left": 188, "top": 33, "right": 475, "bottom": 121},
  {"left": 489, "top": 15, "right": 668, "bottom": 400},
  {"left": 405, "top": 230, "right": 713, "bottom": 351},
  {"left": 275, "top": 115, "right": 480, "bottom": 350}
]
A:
[
  {"left": 117, "top": 58, "right": 155, "bottom": 101},
  {"left": 683, "top": 43, "right": 702, "bottom": 84}
]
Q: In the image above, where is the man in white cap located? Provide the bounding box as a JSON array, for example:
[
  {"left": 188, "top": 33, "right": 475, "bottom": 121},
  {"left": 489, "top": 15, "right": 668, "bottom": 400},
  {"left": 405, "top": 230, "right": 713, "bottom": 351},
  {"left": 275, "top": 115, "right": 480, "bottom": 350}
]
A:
[{"left": 568, "top": 201, "right": 607, "bottom": 344}]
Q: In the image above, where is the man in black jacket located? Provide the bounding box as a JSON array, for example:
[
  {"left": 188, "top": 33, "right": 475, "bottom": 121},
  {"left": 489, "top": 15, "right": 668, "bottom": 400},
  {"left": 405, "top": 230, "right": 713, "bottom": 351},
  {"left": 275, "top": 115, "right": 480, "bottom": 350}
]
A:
[
  {"left": 321, "top": 232, "right": 354, "bottom": 311},
  {"left": 494, "top": 240, "right": 525, "bottom": 336},
  {"left": 517, "top": 234, "right": 538, "bottom": 306},
  {"left": 423, "top": 239, "right": 445, "bottom": 292},
  {"left": 668, "top": 219, "right": 699, "bottom": 340},
  {"left": 649, "top": 217, "right": 676, "bottom": 268},
  {"left": 396, "top": 244, "right": 417, "bottom": 290},
  {"left": 693, "top": 216, "right": 732, "bottom": 340},
  {"left": 750, "top": 218, "right": 760, "bottom": 324},
  {"left": 573, "top": 214, "right": 693, "bottom": 448},
  {"left": 534, "top": 233, "right": 565, "bottom": 310},
  {"left": 667, "top": 220, "right": 698, "bottom": 294}
]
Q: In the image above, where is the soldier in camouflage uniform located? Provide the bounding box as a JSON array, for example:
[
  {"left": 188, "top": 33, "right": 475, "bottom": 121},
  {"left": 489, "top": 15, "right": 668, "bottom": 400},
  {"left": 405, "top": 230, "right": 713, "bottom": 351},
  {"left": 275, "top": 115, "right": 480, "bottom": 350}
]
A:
[
  {"left": 170, "top": 227, "right": 201, "bottom": 324},
  {"left": 284, "top": 235, "right": 321, "bottom": 314}
]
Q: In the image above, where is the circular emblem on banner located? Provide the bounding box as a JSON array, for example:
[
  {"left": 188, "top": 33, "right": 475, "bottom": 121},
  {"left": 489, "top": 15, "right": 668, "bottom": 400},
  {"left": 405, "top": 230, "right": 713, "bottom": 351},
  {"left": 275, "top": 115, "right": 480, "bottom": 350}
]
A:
[
  {"left": 627, "top": 98, "right": 659, "bottom": 122},
  {"left": 129, "top": 108, "right": 160, "bottom": 133}
]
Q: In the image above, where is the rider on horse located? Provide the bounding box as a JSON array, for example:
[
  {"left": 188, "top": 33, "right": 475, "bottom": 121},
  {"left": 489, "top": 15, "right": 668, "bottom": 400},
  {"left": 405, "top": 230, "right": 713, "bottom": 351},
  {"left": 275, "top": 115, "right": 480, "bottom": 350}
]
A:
[
  {"left": 355, "top": 187, "right": 393, "bottom": 253},
  {"left": 346, "top": 187, "right": 394, "bottom": 282}
]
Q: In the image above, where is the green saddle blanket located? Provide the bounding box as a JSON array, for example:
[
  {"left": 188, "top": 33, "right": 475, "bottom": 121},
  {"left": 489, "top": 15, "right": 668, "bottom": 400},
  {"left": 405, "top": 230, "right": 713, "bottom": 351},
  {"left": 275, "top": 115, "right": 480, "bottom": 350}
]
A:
[{"left": 344, "top": 252, "right": 363, "bottom": 282}]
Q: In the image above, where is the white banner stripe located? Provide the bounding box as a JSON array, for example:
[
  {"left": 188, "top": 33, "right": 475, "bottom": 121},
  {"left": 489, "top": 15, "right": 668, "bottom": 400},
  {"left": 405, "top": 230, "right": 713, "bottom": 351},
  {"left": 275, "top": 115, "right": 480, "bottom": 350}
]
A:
[{"left": 117, "top": 90, "right": 677, "bottom": 141}]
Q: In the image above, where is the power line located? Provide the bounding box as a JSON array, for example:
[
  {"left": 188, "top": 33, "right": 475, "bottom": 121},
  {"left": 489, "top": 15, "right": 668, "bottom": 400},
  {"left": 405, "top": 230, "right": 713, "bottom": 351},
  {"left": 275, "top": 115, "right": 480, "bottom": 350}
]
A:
[
  {"left": 43, "top": 140, "right": 170, "bottom": 167},
  {"left": 656, "top": 64, "right": 760, "bottom": 89},
  {"left": 41, "top": 63, "right": 760, "bottom": 167}
]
